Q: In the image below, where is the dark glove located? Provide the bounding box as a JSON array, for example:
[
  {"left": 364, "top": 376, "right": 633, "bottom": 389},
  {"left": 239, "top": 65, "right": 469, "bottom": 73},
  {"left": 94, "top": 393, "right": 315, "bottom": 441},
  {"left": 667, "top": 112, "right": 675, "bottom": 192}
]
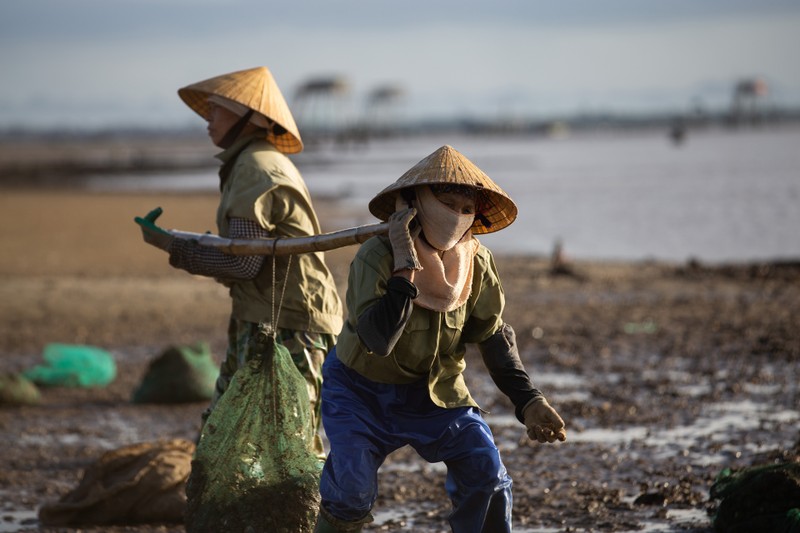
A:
[
  {"left": 523, "top": 397, "right": 567, "bottom": 443},
  {"left": 134, "top": 207, "right": 174, "bottom": 251},
  {"left": 388, "top": 207, "right": 422, "bottom": 273}
]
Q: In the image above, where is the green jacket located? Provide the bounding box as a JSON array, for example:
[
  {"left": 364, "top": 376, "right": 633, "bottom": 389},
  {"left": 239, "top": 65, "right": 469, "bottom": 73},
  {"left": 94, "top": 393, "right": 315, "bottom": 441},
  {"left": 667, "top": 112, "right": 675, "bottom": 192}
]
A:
[
  {"left": 336, "top": 236, "right": 504, "bottom": 410},
  {"left": 216, "top": 136, "right": 343, "bottom": 335}
]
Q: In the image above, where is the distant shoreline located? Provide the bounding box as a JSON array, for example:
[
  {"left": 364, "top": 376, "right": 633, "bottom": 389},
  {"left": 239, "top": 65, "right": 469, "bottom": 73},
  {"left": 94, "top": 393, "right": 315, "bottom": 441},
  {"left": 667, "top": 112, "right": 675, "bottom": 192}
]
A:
[
  {"left": 0, "top": 132, "right": 217, "bottom": 188},
  {"left": 3, "top": 103, "right": 800, "bottom": 140},
  {"left": 4, "top": 126, "right": 800, "bottom": 264},
  {"left": 4, "top": 119, "right": 800, "bottom": 187}
]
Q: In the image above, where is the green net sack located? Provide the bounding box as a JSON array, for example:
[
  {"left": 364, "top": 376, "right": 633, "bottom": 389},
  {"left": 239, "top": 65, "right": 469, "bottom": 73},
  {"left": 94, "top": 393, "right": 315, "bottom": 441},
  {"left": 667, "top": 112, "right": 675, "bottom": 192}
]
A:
[
  {"left": 185, "top": 328, "right": 321, "bottom": 533},
  {"left": 711, "top": 463, "right": 800, "bottom": 533},
  {"left": 132, "top": 342, "right": 218, "bottom": 404},
  {"left": 23, "top": 343, "right": 116, "bottom": 388}
]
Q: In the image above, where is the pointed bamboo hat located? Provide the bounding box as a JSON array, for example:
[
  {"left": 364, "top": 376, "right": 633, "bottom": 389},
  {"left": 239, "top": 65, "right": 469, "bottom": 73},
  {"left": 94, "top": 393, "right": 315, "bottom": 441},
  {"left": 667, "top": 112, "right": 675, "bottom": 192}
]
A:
[
  {"left": 369, "top": 145, "right": 517, "bottom": 234},
  {"left": 178, "top": 66, "right": 303, "bottom": 154}
]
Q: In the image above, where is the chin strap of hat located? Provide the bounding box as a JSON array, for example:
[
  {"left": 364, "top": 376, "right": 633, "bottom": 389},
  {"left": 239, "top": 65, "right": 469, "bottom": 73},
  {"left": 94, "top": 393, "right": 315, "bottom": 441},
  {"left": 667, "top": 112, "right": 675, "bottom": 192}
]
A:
[
  {"left": 218, "top": 110, "right": 256, "bottom": 190},
  {"left": 220, "top": 109, "right": 255, "bottom": 148},
  {"left": 476, "top": 212, "right": 492, "bottom": 229}
]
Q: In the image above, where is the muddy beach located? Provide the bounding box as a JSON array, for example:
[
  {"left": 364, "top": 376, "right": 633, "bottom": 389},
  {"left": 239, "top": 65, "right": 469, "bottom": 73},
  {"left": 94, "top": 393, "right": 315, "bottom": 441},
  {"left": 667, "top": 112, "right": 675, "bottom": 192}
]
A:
[{"left": 0, "top": 187, "right": 798, "bottom": 532}]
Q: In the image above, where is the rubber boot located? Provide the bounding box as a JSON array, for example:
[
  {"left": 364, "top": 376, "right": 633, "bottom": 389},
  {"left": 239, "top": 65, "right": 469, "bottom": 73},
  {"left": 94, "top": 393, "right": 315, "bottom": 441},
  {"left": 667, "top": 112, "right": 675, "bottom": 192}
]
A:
[
  {"left": 313, "top": 513, "right": 345, "bottom": 533},
  {"left": 313, "top": 507, "right": 370, "bottom": 532}
]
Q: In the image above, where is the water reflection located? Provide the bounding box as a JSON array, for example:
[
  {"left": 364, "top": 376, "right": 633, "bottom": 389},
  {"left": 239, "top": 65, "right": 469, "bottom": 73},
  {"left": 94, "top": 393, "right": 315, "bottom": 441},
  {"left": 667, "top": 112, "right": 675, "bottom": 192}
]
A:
[{"left": 84, "top": 127, "right": 800, "bottom": 263}]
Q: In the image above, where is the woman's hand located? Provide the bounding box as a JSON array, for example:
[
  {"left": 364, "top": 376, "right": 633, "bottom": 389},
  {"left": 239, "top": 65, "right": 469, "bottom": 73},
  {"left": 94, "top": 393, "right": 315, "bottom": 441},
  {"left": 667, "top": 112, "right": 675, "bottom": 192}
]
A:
[
  {"left": 134, "top": 207, "right": 174, "bottom": 251},
  {"left": 523, "top": 397, "right": 567, "bottom": 443}
]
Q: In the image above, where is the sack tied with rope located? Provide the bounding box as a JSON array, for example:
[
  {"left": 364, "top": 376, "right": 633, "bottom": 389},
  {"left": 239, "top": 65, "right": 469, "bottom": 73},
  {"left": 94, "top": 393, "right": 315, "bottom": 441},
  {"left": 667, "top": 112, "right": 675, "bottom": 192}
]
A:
[{"left": 185, "top": 254, "right": 322, "bottom": 533}]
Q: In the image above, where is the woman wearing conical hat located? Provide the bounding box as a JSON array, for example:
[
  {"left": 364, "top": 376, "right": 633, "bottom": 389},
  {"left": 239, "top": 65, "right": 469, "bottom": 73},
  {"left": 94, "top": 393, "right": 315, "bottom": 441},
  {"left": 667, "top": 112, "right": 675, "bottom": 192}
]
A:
[
  {"left": 315, "top": 146, "right": 567, "bottom": 532},
  {"left": 136, "top": 66, "right": 342, "bottom": 455}
]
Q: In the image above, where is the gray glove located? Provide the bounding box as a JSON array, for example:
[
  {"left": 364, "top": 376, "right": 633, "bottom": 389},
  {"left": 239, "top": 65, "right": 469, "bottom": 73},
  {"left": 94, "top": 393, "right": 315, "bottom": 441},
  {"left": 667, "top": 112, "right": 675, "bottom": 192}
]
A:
[
  {"left": 523, "top": 397, "right": 567, "bottom": 443},
  {"left": 388, "top": 207, "right": 422, "bottom": 273}
]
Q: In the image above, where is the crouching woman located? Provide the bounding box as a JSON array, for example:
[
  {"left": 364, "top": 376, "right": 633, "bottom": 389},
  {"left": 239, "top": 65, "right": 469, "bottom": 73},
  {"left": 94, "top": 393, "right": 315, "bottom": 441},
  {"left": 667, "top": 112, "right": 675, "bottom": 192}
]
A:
[{"left": 315, "top": 145, "right": 567, "bottom": 532}]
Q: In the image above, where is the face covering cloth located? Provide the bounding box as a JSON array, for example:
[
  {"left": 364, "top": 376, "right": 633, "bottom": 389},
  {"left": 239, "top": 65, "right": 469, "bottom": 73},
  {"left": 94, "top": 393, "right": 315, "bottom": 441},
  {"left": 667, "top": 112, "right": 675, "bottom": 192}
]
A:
[
  {"left": 405, "top": 186, "right": 479, "bottom": 312},
  {"left": 413, "top": 186, "right": 475, "bottom": 251}
]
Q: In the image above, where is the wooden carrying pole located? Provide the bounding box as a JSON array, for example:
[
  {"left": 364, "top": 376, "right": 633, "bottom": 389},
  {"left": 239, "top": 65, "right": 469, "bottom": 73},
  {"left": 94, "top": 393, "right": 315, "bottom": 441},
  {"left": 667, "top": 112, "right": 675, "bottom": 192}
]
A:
[{"left": 167, "top": 222, "right": 388, "bottom": 256}]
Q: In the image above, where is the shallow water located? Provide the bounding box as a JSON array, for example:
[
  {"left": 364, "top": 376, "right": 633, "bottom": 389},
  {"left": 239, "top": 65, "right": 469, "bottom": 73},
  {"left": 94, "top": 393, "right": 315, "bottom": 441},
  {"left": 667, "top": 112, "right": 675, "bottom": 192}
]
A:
[{"left": 87, "top": 126, "right": 800, "bottom": 263}]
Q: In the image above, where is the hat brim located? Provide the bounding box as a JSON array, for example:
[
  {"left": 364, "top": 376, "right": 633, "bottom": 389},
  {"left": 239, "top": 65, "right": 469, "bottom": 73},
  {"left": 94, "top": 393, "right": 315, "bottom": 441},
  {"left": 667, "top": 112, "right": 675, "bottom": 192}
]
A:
[
  {"left": 368, "top": 145, "right": 517, "bottom": 234},
  {"left": 178, "top": 67, "right": 303, "bottom": 154}
]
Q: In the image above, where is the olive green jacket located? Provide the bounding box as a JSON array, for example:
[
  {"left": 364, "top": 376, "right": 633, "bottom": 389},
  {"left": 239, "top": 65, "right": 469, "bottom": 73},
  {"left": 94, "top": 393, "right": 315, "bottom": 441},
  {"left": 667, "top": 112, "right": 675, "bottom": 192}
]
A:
[
  {"left": 216, "top": 136, "right": 343, "bottom": 335},
  {"left": 336, "top": 236, "right": 504, "bottom": 410}
]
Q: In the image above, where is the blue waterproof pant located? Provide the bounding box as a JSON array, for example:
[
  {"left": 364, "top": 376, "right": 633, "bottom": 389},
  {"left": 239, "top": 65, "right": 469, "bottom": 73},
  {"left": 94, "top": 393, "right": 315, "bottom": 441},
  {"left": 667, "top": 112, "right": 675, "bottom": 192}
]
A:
[{"left": 319, "top": 350, "right": 513, "bottom": 533}]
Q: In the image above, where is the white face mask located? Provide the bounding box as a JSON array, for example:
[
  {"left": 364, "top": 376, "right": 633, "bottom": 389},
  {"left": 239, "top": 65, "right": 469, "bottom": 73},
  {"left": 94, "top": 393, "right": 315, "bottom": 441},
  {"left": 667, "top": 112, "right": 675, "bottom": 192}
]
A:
[{"left": 413, "top": 186, "right": 475, "bottom": 251}]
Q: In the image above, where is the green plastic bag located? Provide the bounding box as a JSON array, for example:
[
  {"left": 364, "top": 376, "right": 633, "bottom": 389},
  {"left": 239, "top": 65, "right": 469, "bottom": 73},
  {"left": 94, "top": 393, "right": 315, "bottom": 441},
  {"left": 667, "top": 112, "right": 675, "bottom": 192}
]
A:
[
  {"left": 185, "top": 326, "right": 321, "bottom": 533},
  {"left": 132, "top": 342, "right": 218, "bottom": 404},
  {"left": 711, "top": 463, "right": 800, "bottom": 533},
  {"left": 23, "top": 343, "right": 116, "bottom": 388}
]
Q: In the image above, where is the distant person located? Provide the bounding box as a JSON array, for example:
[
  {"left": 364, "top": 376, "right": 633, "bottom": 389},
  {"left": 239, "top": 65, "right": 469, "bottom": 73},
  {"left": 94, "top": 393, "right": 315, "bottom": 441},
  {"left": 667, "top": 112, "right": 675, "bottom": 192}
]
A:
[
  {"left": 314, "top": 145, "right": 566, "bottom": 532},
  {"left": 136, "top": 66, "right": 343, "bottom": 455},
  {"left": 669, "top": 116, "right": 687, "bottom": 146}
]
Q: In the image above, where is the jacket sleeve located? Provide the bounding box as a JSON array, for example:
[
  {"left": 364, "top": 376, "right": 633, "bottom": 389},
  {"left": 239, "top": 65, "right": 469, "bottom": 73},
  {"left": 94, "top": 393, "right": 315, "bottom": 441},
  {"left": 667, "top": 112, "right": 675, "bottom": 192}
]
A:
[
  {"left": 355, "top": 276, "right": 418, "bottom": 357},
  {"left": 167, "top": 217, "right": 266, "bottom": 279},
  {"left": 478, "top": 323, "right": 544, "bottom": 422}
]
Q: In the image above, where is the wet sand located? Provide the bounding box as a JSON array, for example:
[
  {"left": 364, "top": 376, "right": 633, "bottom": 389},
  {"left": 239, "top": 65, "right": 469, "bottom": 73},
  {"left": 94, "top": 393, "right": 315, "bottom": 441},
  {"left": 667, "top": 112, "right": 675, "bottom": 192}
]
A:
[{"left": 1, "top": 188, "right": 798, "bottom": 532}]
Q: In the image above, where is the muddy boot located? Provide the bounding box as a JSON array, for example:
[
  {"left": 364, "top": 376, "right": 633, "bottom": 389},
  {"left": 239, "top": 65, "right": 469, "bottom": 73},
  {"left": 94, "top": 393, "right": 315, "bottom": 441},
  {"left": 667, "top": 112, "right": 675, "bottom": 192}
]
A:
[{"left": 313, "top": 506, "right": 371, "bottom": 532}]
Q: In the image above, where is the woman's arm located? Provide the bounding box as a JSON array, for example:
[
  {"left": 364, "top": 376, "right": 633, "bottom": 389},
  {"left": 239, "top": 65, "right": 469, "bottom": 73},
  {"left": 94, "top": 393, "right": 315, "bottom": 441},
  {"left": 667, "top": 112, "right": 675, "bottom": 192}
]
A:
[
  {"left": 355, "top": 275, "right": 417, "bottom": 356},
  {"left": 167, "top": 217, "right": 266, "bottom": 279},
  {"left": 478, "top": 323, "right": 544, "bottom": 422}
]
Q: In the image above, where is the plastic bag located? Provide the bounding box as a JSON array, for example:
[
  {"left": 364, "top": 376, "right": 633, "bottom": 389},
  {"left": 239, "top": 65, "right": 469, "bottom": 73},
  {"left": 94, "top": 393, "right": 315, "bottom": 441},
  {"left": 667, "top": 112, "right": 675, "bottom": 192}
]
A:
[
  {"left": 132, "top": 342, "right": 218, "bottom": 404},
  {"left": 185, "top": 327, "right": 321, "bottom": 533},
  {"left": 23, "top": 343, "right": 116, "bottom": 387}
]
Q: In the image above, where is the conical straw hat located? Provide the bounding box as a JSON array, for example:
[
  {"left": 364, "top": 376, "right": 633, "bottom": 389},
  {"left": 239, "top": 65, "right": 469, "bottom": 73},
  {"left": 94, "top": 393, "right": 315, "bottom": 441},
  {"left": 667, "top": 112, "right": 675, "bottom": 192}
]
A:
[
  {"left": 178, "top": 66, "right": 303, "bottom": 154},
  {"left": 369, "top": 145, "right": 517, "bottom": 234}
]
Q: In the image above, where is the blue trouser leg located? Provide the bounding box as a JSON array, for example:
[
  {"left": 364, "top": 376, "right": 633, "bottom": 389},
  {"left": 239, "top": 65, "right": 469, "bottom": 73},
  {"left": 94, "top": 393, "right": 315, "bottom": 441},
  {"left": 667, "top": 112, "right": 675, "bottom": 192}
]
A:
[
  {"left": 319, "top": 350, "right": 513, "bottom": 532},
  {"left": 319, "top": 351, "right": 398, "bottom": 521},
  {"left": 415, "top": 409, "right": 513, "bottom": 533},
  {"left": 443, "top": 449, "right": 513, "bottom": 533}
]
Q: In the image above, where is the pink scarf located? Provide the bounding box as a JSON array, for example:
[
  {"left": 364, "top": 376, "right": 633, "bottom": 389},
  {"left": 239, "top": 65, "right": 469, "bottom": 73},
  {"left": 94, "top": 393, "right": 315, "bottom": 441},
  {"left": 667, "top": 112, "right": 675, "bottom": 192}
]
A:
[{"left": 412, "top": 232, "right": 479, "bottom": 312}]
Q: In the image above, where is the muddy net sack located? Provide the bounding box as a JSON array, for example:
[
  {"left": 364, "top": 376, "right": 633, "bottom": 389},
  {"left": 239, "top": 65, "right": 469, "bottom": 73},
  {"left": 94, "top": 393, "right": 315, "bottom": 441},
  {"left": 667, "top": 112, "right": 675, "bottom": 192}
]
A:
[
  {"left": 710, "top": 462, "right": 800, "bottom": 533},
  {"left": 132, "top": 342, "right": 218, "bottom": 404},
  {"left": 185, "top": 327, "right": 321, "bottom": 533}
]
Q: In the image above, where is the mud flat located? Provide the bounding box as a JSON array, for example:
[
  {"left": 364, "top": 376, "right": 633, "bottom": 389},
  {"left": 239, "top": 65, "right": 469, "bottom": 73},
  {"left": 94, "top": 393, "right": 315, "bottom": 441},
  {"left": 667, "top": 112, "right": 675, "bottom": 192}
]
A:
[{"left": 1, "top": 189, "right": 798, "bottom": 532}]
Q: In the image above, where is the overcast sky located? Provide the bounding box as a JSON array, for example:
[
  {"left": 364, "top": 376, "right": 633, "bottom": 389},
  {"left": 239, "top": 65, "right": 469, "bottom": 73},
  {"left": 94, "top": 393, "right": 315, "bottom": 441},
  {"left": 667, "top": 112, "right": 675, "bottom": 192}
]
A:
[{"left": 2, "top": 0, "right": 799, "bottom": 130}]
